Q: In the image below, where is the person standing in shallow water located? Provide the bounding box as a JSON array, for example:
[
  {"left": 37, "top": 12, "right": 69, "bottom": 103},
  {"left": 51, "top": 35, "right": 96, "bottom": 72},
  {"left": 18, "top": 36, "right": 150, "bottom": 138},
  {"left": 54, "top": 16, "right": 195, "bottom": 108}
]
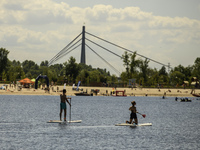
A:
[
  {"left": 126, "top": 101, "right": 138, "bottom": 125},
  {"left": 60, "top": 89, "right": 71, "bottom": 121}
]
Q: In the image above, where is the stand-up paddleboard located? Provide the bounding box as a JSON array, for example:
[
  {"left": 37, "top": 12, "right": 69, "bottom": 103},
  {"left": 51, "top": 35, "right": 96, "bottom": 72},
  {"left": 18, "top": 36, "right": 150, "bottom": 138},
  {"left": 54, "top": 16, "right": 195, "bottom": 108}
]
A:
[
  {"left": 115, "top": 123, "right": 152, "bottom": 127},
  {"left": 115, "top": 123, "right": 136, "bottom": 127},
  {"left": 47, "top": 120, "right": 82, "bottom": 123}
]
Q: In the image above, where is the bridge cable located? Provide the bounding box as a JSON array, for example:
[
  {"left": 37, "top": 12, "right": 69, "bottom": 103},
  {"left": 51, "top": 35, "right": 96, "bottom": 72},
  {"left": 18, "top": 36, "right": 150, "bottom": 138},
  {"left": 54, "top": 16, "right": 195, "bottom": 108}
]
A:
[
  {"left": 52, "top": 43, "right": 82, "bottom": 65},
  {"left": 50, "top": 39, "right": 82, "bottom": 65},
  {"left": 48, "top": 33, "right": 82, "bottom": 66},
  {"left": 86, "top": 38, "right": 122, "bottom": 58},
  {"left": 86, "top": 32, "right": 171, "bottom": 68},
  {"left": 86, "top": 44, "right": 121, "bottom": 76}
]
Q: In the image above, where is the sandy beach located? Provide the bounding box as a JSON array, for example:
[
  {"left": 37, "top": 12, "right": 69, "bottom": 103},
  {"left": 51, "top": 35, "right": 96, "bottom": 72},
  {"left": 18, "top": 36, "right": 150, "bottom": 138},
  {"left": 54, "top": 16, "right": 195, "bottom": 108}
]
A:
[{"left": 1, "top": 84, "right": 200, "bottom": 97}]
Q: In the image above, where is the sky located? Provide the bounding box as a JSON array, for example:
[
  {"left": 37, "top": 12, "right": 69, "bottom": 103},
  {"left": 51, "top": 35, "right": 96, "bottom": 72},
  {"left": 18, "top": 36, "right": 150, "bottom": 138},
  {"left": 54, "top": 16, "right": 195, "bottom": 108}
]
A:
[{"left": 0, "top": 0, "right": 200, "bottom": 75}]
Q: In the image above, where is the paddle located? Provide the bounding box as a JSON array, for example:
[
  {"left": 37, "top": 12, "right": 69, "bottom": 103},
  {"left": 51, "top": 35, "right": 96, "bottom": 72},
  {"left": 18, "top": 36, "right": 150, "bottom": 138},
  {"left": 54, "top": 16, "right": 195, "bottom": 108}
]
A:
[
  {"left": 69, "top": 98, "right": 71, "bottom": 123},
  {"left": 137, "top": 112, "right": 146, "bottom": 118}
]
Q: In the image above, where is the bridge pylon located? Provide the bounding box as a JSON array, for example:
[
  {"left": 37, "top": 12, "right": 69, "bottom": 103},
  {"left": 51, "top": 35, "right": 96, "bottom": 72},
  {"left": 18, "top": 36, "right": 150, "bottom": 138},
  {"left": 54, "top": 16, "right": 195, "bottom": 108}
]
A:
[{"left": 80, "top": 26, "right": 86, "bottom": 64}]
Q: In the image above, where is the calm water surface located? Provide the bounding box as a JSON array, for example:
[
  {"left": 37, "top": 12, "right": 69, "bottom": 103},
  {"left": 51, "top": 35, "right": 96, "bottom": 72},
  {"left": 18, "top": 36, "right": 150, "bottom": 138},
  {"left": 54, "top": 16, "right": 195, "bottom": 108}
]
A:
[{"left": 0, "top": 95, "right": 200, "bottom": 150}]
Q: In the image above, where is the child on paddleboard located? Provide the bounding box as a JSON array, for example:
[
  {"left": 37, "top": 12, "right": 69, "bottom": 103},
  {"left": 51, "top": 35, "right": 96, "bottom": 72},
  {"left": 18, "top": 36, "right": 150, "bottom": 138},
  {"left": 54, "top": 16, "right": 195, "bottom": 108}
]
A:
[
  {"left": 60, "top": 89, "right": 71, "bottom": 121},
  {"left": 126, "top": 101, "right": 138, "bottom": 125}
]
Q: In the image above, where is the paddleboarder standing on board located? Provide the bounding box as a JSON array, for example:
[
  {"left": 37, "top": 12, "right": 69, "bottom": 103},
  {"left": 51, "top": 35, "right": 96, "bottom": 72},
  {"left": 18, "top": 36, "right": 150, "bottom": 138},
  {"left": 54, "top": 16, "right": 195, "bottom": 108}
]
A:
[
  {"left": 60, "top": 89, "right": 71, "bottom": 121},
  {"left": 126, "top": 101, "right": 138, "bottom": 125}
]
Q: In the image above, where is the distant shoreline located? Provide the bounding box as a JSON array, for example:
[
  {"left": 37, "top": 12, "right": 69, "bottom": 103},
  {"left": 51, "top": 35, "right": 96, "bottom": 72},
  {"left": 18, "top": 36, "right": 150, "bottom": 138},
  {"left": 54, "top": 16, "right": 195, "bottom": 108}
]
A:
[{"left": 1, "top": 84, "right": 199, "bottom": 97}]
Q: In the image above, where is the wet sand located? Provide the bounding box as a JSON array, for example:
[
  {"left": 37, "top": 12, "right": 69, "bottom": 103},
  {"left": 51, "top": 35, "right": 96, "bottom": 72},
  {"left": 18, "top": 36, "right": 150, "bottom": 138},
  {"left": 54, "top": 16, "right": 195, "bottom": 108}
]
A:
[{"left": 0, "top": 84, "right": 199, "bottom": 97}]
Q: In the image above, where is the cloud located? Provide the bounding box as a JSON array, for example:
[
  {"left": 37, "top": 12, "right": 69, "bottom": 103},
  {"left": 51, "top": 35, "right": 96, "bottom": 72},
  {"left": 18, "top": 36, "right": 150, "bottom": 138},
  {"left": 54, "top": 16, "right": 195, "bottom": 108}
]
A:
[
  {"left": 3, "top": 3, "right": 24, "bottom": 10},
  {"left": 122, "top": 7, "right": 153, "bottom": 21},
  {"left": 149, "top": 16, "right": 199, "bottom": 29},
  {"left": 0, "top": 0, "right": 73, "bottom": 25},
  {"left": 0, "top": 0, "right": 199, "bottom": 73}
]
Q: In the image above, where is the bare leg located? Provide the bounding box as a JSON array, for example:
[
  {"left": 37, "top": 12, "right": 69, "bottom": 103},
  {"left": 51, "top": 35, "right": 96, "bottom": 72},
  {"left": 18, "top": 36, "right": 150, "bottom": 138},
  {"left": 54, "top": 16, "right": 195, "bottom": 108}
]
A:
[
  {"left": 60, "top": 109, "right": 62, "bottom": 121},
  {"left": 126, "top": 119, "right": 133, "bottom": 124},
  {"left": 64, "top": 109, "right": 67, "bottom": 121},
  {"left": 134, "top": 118, "right": 138, "bottom": 125}
]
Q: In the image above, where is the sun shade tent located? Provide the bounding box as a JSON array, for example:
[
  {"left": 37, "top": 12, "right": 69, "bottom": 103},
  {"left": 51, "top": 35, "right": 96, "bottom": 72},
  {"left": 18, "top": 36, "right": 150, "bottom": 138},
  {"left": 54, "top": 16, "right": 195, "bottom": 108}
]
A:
[{"left": 18, "top": 78, "right": 34, "bottom": 88}]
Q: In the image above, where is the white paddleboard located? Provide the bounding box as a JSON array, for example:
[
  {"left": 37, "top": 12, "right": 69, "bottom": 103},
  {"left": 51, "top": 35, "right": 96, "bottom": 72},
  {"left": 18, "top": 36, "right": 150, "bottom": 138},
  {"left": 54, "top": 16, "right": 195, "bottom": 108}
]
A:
[
  {"left": 47, "top": 120, "right": 82, "bottom": 123},
  {"left": 136, "top": 123, "right": 152, "bottom": 126},
  {"left": 115, "top": 123, "right": 152, "bottom": 127},
  {"left": 115, "top": 123, "right": 136, "bottom": 127}
]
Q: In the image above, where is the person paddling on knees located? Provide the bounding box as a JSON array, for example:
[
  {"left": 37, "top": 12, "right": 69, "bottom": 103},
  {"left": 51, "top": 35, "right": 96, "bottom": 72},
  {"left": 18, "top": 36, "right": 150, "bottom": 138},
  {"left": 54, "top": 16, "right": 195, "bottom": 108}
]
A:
[
  {"left": 60, "top": 89, "right": 71, "bottom": 121},
  {"left": 126, "top": 101, "right": 138, "bottom": 125}
]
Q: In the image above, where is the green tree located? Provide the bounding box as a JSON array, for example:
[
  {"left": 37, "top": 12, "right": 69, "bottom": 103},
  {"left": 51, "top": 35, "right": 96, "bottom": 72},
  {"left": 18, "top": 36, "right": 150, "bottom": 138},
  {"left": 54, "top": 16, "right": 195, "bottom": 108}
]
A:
[
  {"left": 77, "top": 69, "right": 90, "bottom": 85},
  {"left": 170, "top": 71, "right": 185, "bottom": 86},
  {"left": 64, "top": 57, "right": 80, "bottom": 82},
  {"left": 192, "top": 57, "right": 200, "bottom": 79},
  {"left": 121, "top": 51, "right": 139, "bottom": 80},
  {"left": 107, "top": 74, "right": 118, "bottom": 86},
  {"left": 89, "top": 70, "right": 100, "bottom": 83},
  {"left": 130, "top": 52, "right": 140, "bottom": 77},
  {"left": 12, "top": 60, "right": 21, "bottom": 67},
  {"left": 0, "top": 48, "right": 9, "bottom": 78},
  {"left": 5, "top": 60, "right": 25, "bottom": 82},
  {"left": 158, "top": 66, "right": 169, "bottom": 86},
  {"left": 49, "top": 64, "right": 64, "bottom": 83},
  {"left": 159, "top": 66, "right": 168, "bottom": 76},
  {"left": 22, "top": 60, "right": 39, "bottom": 77},
  {"left": 40, "top": 60, "right": 49, "bottom": 67},
  {"left": 122, "top": 51, "right": 130, "bottom": 77},
  {"left": 49, "top": 64, "right": 64, "bottom": 76},
  {"left": 174, "top": 64, "right": 193, "bottom": 82},
  {"left": 121, "top": 72, "right": 128, "bottom": 84},
  {"left": 138, "top": 58, "right": 150, "bottom": 84},
  {"left": 79, "top": 63, "right": 93, "bottom": 71},
  {"left": 151, "top": 69, "right": 159, "bottom": 86}
]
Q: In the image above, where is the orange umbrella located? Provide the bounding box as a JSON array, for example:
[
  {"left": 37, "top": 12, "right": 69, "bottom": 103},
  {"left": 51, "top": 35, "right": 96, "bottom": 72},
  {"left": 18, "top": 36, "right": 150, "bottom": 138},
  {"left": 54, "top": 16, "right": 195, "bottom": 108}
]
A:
[{"left": 19, "top": 78, "right": 34, "bottom": 84}]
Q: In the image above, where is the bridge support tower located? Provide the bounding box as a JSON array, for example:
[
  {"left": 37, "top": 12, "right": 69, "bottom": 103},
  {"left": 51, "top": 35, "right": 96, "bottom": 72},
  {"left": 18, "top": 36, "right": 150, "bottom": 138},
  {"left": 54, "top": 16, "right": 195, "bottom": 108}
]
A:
[{"left": 80, "top": 26, "right": 86, "bottom": 64}]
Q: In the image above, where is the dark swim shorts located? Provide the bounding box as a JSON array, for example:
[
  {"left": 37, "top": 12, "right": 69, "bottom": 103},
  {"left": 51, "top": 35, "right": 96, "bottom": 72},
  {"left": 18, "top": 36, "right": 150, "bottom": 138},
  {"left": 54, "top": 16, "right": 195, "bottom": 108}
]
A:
[
  {"left": 130, "top": 112, "right": 137, "bottom": 119},
  {"left": 60, "top": 102, "right": 66, "bottom": 109}
]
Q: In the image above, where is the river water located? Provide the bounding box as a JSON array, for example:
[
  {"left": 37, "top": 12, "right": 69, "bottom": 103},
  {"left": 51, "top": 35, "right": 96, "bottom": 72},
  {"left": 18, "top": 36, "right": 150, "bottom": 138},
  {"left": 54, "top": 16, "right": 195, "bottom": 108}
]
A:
[{"left": 0, "top": 95, "right": 199, "bottom": 150}]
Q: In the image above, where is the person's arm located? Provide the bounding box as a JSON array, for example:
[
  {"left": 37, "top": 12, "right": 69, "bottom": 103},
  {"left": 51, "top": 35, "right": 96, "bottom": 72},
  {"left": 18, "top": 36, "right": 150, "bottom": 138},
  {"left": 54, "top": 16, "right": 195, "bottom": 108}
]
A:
[
  {"left": 129, "top": 106, "right": 132, "bottom": 111},
  {"left": 65, "top": 97, "right": 71, "bottom": 106}
]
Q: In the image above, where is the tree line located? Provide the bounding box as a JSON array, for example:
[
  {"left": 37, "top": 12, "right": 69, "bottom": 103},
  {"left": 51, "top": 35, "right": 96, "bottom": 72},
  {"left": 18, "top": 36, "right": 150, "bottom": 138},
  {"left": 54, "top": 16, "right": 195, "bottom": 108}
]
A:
[
  {"left": 120, "top": 51, "right": 200, "bottom": 88},
  {"left": 0, "top": 48, "right": 116, "bottom": 86},
  {"left": 0, "top": 47, "right": 199, "bottom": 88}
]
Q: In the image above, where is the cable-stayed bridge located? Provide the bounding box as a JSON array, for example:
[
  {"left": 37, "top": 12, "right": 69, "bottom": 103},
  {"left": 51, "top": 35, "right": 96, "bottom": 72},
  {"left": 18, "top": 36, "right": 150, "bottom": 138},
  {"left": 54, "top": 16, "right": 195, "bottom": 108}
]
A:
[{"left": 48, "top": 26, "right": 171, "bottom": 75}]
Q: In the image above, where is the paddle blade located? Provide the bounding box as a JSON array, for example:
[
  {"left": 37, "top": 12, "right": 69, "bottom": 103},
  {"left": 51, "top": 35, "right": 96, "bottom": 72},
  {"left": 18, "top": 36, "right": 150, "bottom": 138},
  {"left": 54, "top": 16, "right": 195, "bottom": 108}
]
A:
[{"left": 142, "top": 114, "right": 146, "bottom": 118}]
